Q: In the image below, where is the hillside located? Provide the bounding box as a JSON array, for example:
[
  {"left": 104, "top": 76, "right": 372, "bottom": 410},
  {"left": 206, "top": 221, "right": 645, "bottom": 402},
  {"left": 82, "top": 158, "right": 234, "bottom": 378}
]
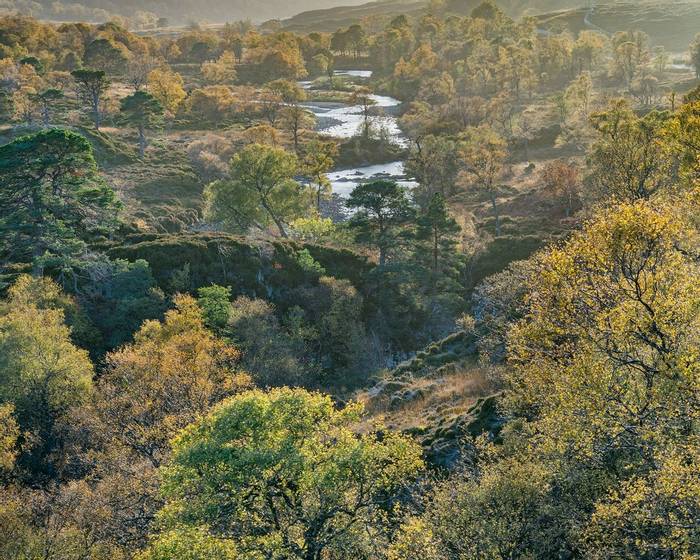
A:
[
  {"left": 282, "top": 0, "right": 582, "bottom": 32},
  {"left": 285, "top": 0, "right": 700, "bottom": 50},
  {"left": 537, "top": 1, "right": 700, "bottom": 50},
  {"left": 282, "top": 0, "right": 426, "bottom": 33},
  {"left": 359, "top": 331, "right": 504, "bottom": 468},
  {"left": 0, "top": 0, "right": 369, "bottom": 24}
]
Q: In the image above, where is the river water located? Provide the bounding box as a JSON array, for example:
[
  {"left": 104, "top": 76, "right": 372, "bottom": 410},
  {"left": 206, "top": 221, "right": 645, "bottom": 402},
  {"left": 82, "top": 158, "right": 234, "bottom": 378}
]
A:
[{"left": 301, "top": 71, "right": 416, "bottom": 198}]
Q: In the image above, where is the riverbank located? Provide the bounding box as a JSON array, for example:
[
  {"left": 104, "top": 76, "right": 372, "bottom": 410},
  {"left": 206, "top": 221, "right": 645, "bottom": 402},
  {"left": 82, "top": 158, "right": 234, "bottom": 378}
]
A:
[{"left": 302, "top": 70, "right": 417, "bottom": 199}]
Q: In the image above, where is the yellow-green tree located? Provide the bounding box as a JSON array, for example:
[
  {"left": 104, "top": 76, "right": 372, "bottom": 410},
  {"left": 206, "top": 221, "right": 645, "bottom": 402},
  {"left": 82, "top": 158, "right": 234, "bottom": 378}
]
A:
[
  {"left": 142, "top": 388, "right": 423, "bottom": 560},
  {"left": 587, "top": 101, "right": 674, "bottom": 203},
  {"left": 301, "top": 139, "right": 337, "bottom": 210},
  {"left": 204, "top": 143, "right": 308, "bottom": 237},
  {"left": 505, "top": 196, "right": 700, "bottom": 555},
  {"left": 0, "top": 277, "right": 93, "bottom": 478},
  {"left": 147, "top": 68, "right": 186, "bottom": 115},
  {"left": 458, "top": 125, "right": 508, "bottom": 235}
]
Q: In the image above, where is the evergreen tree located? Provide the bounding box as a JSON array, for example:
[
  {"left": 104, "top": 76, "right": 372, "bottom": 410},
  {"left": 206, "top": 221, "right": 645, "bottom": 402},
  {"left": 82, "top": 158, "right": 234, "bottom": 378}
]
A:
[
  {"left": 347, "top": 180, "right": 414, "bottom": 266},
  {"left": 414, "top": 192, "right": 461, "bottom": 277},
  {"left": 119, "top": 91, "right": 164, "bottom": 156},
  {"left": 71, "top": 69, "right": 110, "bottom": 129},
  {"left": 0, "top": 129, "right": 120, "bottom": 271}
]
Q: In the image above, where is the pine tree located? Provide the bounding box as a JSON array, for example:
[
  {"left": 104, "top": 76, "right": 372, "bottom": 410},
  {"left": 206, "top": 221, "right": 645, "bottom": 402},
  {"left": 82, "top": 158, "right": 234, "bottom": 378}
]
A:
[
  {"left": 0, "top": 129, "right": 120, "bottom": 271},
  {"left": 119, "top": 91, "right": 164, "bottom": 156}
]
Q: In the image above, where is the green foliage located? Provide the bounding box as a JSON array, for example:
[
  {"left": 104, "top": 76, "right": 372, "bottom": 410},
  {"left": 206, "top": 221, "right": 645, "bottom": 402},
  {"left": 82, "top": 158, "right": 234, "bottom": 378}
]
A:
[
  {"left": 147, "top": 388, "right": 424, "bottom": 560},
  {"left": 0, "top": 277, "right": 93, "bottom": 478},
  {"left": 0, "top": 129, "right": 120, "bottom": 271},
  {"left": 347, "top": 180, "right": 414, "bottom": 266},
  {"left": 295, "top": 248, "right": 326, "bottom": 279},
  {"left": 19, "top": 55, "right": 43, "bottom": 73},
  {"left": 119, "top": 91, "right": 164, "bottom": 156},
  {"left": 4, "top": 273, "right": 100, "bottom": 355},
  {"left": 81, "top": 258, "right": 167, "bottom": 352},
  {"left": 363, "top": 263, "right": 433, "bottom": 351},
  {"left": 197, "top": 284, "right": 232, "bottom": 331},
  {"left": 414, "top": 192, "right": 461, "bottom": 277},
  {"left": 138, "top": 527, "right": 238, "bottom": 560},
  {"left": 290, "top": 216, "right": 347, "bottom": 245},
  {"left": 106, "top": 233, "right": 371, "bottom": 300},
  {"left": 204, "top": 143, "right": 308, "bottom": 238}
]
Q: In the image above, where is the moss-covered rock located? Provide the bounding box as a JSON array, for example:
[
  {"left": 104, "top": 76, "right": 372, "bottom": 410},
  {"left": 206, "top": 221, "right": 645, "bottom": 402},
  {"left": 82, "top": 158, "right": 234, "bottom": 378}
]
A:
[{"left": 363, "top": 328, "right": 503, "bottom": 469}]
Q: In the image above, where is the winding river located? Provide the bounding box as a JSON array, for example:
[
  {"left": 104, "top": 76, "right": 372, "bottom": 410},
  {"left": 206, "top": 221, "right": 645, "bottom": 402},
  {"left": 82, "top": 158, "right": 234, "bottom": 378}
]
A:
[{"left": 301, "top": 71, "right": 417, "bottom": 198}]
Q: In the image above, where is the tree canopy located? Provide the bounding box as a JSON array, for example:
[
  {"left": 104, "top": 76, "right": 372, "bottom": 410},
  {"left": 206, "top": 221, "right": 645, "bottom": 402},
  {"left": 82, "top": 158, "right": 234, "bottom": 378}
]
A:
[
  {"left": 144, "top": 388, "right": 423, "bottom": 560},
  {"left": 0, "top": 129, "right": 120, "bottom": 271},
  {"left": 204, "top": 143, "right": 308, "bottom": 237}
]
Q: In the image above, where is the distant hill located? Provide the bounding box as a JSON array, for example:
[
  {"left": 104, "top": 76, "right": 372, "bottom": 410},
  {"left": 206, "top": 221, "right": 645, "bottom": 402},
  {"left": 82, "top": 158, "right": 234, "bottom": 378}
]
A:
[
  {"left": 282, "top": 0, "right": 426, "bottom": 33},
  {"left": 3, "top": 0, "right": 699, "bottom": 49},
  {"left": 0, "top": 0, "right": 370, "bottom": 25},
  {"left": 284, "top": 0, "right": 700, "bottom": 52},
  {"left": 536, "top": 1, "right": 700, "bottom": 50},
  {"left": 281, "top": 0, "right": 595, "bottom": 32}
]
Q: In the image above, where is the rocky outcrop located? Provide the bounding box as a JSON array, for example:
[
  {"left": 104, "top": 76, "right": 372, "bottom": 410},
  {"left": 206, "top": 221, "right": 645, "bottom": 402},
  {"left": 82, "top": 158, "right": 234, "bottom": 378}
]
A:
[{"left": 363, "top": 330, "right": 505, "bottom": 469}]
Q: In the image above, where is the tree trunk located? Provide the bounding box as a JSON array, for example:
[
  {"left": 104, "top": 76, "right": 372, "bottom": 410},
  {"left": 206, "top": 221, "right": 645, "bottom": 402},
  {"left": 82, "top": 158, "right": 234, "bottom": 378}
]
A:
[
  {"left": 433, "top": 229, "right": 439, "bottom": 274},
  {"left": 378, "top": 218, "right": 386, "bottom": 266},
  {"left": 271, "top": 214, "right": 288, "bottom": 238},
  {"left": 490, "top": 192, "right": 500, "bottom": 236},
  {"left": 261, "top": 197, "right": 288, "bottom": 238},
  {"left": 32, "top": 242, "right": 45, "bottom": 277},
  {"left": 138, "top": 125, "right": 146, "bottom": 157}
]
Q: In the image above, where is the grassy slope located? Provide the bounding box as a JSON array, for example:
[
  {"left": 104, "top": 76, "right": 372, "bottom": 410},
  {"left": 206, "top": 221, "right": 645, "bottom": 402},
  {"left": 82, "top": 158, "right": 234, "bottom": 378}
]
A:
[{"left": 357, "top": 331, "right": 504, "bottom": 468}]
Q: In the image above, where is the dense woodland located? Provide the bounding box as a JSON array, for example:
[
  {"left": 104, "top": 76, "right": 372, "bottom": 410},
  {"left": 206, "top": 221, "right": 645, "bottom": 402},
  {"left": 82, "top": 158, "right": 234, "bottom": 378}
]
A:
[{"left": 0, "top": 1, "right": 699, "bottom": 558}]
